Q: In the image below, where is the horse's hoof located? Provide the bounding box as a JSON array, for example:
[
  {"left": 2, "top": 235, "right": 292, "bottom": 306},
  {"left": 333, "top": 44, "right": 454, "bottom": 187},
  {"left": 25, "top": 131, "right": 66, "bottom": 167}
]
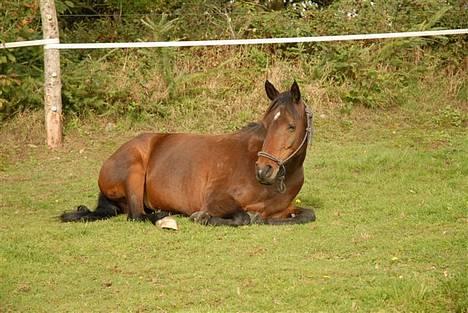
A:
[
  {"left": 247, "top": 212, "right": 265, "bottom": 224},
  {"left": 76, "top": 205, "right": 90, "bottom": 213},
  {"left": 237, "top": 213, "right": 251, "bottom": 226},
  {"left": 297, "top": 207, "right": 316, "bottom": 222},
  {"left": 189, "top": 211, "right": 211, "bottom": 225},
  {"left": 127, "top": 215, "right": 146, "bottom": 222},
  {"left": 146, "top": 213, "right": 159, "bottom": 225}
]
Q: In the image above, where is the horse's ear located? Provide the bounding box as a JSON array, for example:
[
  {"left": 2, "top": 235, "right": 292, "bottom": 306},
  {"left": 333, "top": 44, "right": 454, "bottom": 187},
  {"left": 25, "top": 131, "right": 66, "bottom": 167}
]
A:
[
  {"left": 265, "top": 80, "right": 279, "bottom": 101},
  {"left": 290, "top": 80, "right": 301, "bottom": 103}
]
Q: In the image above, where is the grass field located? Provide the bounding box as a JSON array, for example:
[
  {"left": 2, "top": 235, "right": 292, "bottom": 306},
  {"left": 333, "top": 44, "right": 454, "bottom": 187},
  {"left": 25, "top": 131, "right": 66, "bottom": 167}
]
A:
[{"left": 0, "top": 100, "right": 467, "bottom": 312}]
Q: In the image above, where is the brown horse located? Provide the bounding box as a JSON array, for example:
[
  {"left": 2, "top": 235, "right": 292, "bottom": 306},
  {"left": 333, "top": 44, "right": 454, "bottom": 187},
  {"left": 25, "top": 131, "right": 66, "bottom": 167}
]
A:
[{"left": 60, "top": 80, "right": 315, "bottom": 226}]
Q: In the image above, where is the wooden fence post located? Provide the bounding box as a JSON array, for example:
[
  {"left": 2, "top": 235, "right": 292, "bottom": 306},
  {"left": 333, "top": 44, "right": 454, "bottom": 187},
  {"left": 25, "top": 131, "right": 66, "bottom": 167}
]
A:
[{"left": 40, "top": 0, "right": 62, "bottom": 148}]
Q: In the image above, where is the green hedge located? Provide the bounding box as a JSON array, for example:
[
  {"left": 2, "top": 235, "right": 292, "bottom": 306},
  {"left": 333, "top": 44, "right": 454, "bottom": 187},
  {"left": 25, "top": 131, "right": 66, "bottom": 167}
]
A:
[{"left": 1, "top": 0, "right": 466, "bottom": 120}]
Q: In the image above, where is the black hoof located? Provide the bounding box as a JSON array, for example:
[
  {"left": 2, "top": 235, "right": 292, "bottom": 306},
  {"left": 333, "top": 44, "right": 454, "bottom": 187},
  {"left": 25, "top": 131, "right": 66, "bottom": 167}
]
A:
[
  {"left": 296, "top": 207, "right": 316, "bottom": 222},
  {"left": 153, "top": 211, "right": 171, "bottom": 220},
  {"left": 127, "top": 215, "right": 147, "bottom": 222},
  {"left": 76, "top": 205, "right": 90, "bottom": 213},
  {"left": 146, "top": 212, "right": 169, "bottom": 225},
  {"left": 234, "top": 213, "right": 251, "bottom": 226},
  {"left": 247, "top": 212, "right": 265, "bottom": 224},
  {"left": 127, "top": 212, "right": 170, "bottom": 224},
  {"left": 189, "top": 211, "right": 211, "bottom": 225}
]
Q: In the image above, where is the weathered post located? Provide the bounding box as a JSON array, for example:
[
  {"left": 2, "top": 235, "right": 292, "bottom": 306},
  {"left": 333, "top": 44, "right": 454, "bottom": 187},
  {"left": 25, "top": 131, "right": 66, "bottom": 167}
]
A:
[{"left": 40, "top": 0, "right": 62, "bottom": 148}]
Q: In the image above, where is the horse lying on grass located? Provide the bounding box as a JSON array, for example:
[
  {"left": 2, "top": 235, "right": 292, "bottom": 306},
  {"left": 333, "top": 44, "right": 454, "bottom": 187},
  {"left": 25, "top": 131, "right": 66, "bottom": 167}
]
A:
[{"left": 60, "top": 80, "right": 316, "bottom": 226}]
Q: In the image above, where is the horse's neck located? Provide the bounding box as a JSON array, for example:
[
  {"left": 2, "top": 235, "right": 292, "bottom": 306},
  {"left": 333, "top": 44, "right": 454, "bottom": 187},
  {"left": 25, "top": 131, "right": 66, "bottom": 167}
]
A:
[
  {"left": 287, "top": 110, "right": 311, "bottom": 174},
  {"left": 286, "top": 145, "right": 307, "bottom": 174}
]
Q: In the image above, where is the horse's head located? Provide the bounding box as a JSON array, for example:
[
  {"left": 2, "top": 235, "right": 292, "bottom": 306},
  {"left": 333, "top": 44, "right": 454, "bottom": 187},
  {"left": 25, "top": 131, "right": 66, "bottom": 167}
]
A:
[{"left": 255, "top": 80, "right": 312, "bottom": 188}]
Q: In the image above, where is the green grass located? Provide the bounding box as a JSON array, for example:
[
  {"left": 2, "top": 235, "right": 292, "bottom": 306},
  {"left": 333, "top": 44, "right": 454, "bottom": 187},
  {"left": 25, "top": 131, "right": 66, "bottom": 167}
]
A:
[{"left": 0, "top": 106, "right": 467, "bottom": 312}]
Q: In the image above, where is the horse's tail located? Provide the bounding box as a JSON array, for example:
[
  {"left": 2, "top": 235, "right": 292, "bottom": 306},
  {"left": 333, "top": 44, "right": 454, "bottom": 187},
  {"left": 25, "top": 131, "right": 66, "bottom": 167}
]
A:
[{"left": 60, "top": 193, "right": 121, "bottom": 222}]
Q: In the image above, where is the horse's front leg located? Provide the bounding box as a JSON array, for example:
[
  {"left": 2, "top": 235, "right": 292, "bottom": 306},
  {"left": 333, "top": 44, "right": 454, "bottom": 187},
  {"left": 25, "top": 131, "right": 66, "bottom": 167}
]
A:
[
  {"left": 189, "top": 193, "right": 250, "bottom": 227},
  {"left": 265, "top": 207, "right": 316, "bottom": 225},
  {"left": 250, "top": 203, "right": 316, "bottom": 225},
  {"left": 189, "top": 210, "right": 251, "bottom": 226}
]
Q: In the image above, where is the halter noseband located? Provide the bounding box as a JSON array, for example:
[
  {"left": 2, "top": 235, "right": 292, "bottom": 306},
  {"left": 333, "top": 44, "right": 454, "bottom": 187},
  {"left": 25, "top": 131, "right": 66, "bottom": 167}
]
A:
[{"left": 257, "top": 105, "right": 313, "bottom": 193}]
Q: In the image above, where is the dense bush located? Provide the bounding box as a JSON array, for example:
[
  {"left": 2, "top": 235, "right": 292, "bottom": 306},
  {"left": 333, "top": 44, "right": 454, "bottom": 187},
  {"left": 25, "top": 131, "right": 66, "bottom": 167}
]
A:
[
  {"left": 0, "top": 1, "right": 43, "bottom": 120},
  {"left": 0, "top": 0, "right": 466, "bottom": 121}
]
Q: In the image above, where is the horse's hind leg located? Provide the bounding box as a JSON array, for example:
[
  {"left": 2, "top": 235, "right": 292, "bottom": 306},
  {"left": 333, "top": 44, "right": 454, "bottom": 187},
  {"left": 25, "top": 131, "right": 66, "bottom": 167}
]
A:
[
  {"left": 60, "top": 193, "right": 121, "bottom": 222},
  {"left": 125, "top": 167, "right": 151, "bottom": 223}
]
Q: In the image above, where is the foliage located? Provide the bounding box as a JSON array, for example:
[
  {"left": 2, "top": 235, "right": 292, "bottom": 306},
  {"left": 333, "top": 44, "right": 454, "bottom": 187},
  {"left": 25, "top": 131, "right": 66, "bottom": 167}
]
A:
[
  {"left": 0, "top": 0, "right": 466, "bottom": 120},
  {"left": 433, "top": 105, "right": 466, "bottom": 128},
  {"left": 0, "top": 1, "right": 43, "bottom": 121},
  {"left": 141, "top": 15, "right": 178, "bottom": 101}
]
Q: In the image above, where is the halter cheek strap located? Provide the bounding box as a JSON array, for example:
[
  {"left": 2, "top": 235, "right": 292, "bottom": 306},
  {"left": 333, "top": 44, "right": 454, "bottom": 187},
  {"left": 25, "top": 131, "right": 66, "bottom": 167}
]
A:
[{"left": 257, "top": 106, "right": 313, "bottom": 193}]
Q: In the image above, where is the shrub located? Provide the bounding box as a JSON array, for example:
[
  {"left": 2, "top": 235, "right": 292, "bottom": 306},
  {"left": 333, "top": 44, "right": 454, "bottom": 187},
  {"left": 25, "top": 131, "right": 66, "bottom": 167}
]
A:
[
  {"left": 1, "top": 0, "right": 466, "bottom": 121},
  {"left": 0, "top": 1, "right": 43, "bottom": 121}
]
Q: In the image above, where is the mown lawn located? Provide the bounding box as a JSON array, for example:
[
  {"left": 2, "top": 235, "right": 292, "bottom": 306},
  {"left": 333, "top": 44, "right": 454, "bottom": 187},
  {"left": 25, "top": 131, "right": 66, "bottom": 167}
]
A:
[{"left": 0, "top": 108, "right": 466, "bottom": 312}]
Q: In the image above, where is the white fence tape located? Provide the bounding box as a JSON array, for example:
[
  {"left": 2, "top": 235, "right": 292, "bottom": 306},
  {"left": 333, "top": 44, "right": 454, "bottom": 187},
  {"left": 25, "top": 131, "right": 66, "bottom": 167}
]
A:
[
  {"left": 1, "top": 29, "right": 467, "bottom": 50},
  {"left": 0, "top": 38, "right": 59, "bottom": 49},
  {"left": 46, "top": 29, "right": 468, "bottom": 49}
]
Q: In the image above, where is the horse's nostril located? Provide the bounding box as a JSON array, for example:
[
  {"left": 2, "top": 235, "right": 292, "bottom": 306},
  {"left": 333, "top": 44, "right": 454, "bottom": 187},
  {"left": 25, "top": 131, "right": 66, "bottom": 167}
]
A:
[
  {"left": 256, "top": 163, "right": 274, "bottom": 181},
  {"left": 257, "top": 165, "right": 272, "bottom": 179},
  {"left": 255, "top": 163, "right": 275, "bottom": 185}
]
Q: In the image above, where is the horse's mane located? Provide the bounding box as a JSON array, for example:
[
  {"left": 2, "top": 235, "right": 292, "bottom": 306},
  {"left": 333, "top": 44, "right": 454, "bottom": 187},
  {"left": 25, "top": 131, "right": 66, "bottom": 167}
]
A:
[
  {"left": 236, "top": 91, "right": 296, "bottom": 135},
  {"left": 237, "top": 121, "right": 264, "bottom": 134}
]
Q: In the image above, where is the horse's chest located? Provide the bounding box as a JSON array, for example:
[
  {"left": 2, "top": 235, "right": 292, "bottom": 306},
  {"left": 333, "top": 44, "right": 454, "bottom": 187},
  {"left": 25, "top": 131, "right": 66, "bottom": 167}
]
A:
[
  {"left": 233, "top": 172, "right": 303, "bottom": 217},
  {"left": 234, "top": 185, "right": 290, "bottom": 211}
]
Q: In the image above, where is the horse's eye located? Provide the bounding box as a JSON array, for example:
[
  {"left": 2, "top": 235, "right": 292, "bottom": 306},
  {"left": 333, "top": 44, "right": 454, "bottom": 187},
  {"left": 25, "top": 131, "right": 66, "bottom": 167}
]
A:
[{"left": 288, "top": 124, "right": 296, "bottom": 132}]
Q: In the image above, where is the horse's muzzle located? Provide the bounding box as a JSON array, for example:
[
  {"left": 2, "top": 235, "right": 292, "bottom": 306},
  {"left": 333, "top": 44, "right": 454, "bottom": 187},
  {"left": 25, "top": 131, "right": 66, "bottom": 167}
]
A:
[{"left": 255, "top": 163, "right": 276, "bottom": 185}]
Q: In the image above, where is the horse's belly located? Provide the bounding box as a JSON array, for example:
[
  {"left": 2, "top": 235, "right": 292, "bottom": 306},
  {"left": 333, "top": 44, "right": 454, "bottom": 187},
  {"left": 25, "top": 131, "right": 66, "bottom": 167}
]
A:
[
  {"left": 145, "top": 150, "right": 206, "bottom": 214},
  {"left": 145, "top": 177, "right": 202, "bottom": 215}
]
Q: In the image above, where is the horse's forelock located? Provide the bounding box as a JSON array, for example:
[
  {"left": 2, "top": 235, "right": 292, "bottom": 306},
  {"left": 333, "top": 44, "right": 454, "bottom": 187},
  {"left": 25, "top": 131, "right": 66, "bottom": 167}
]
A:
[{"left": 265, "top": 91, "right": 302, "bottom": 121}]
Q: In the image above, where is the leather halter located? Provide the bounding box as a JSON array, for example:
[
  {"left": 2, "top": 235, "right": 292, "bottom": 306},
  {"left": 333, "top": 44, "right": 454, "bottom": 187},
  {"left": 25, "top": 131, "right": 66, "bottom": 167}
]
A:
[{"left": 257, "top": 105, "right": 313, "bottom": 193}]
